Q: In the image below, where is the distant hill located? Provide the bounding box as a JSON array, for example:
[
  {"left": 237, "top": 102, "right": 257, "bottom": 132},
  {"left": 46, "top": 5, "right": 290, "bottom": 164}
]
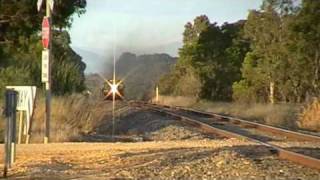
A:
[
  {"left": 105, "top": 52, "right": 177, "bottom": 100},
  {"left": 84, "top": 73, "right": 104, "bottom": 98},
  {"left": 72, "top": 47, "right": 108, "bottom": 74}
]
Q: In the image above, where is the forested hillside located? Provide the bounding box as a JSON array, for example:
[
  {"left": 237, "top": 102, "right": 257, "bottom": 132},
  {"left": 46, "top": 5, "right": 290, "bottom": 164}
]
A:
[
  {"left": 107, "top": 52, "right": 177, "bottom": 100},
  {"left": 159, "top": 0, "right": 320, "bottom": 103},
  {"left": 0, "top": 0, "right": 87, "bottom": 97}
]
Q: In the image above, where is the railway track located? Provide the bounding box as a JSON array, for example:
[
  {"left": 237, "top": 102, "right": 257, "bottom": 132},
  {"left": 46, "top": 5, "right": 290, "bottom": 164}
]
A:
[{"left": 131, "top": 101, "right": 320, "bottom": 170}]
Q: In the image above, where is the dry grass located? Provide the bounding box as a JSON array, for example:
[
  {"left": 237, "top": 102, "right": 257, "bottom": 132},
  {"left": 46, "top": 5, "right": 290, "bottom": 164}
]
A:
[
  {"left": 298, "top": 98, "right": 320, "bottom": 132},
  {"left": 29, "top": 94, "right": 112, "bottom": 143},
  {"left": 154, "top": 95, "right": 198, "bottom": 107},
  {"left": 0, "top": 118, "right": 4, "bottom": 143},
  {"left": 195, "top": 101, "right": 299, "bottom": 129},
  {"left": 158, "top": 96, "right": 300, "bottom": 130},
  {"left": 0, "top": 94, "right": 121, "bottom": 143},
  {"left": 0, "top": 101, "right": 4, "bottom": 143}
]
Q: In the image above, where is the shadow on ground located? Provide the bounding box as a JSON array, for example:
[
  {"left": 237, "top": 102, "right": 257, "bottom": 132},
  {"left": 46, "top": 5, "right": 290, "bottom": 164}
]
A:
[{"left": 75, "top": 108, "right": 218, "bottom": 142}]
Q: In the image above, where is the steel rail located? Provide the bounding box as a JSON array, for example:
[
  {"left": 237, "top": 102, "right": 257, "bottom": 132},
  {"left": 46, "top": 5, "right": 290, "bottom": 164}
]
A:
[
  {"left": 133, "top": 102, "right": 320, "bottom": 170},
  {"left": 153, "top": 103, "right": 320, "bottom": 142}
]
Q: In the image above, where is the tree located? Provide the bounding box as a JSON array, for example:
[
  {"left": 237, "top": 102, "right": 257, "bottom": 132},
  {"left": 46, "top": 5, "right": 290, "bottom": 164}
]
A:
[
  {"left": 232, "top": 52, "right": 269, "bottom": 102},
  {"left": 0, "top": 0, "right": 87, "bottom": 96},
  {"left": 51, "top": 31, "right": 86, "bottom": 95},
  {"left": 245, "top": 9, "right": 283, "bottom": 103},
  {"left": 160, "top": 15, "right": 249, "bottom": 100},
  {"left": 289, "top": 0, "right": 320, "bottom": 99},
  {"left": 233, "top": 0, "right": 297, "bottom": 103},
  {"left": 233, "top": 0, "right": 320, "bottom": 103}
]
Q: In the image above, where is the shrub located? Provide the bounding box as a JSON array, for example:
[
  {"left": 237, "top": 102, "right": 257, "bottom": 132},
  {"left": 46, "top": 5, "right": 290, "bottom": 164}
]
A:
[{"left": 298, "top": 98, "right": 320, "bottom": 132}]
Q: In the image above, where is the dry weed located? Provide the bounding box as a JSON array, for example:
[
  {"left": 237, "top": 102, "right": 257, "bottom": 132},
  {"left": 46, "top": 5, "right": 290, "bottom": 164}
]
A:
[
  {"left": 30, "top": 94, "right": 112, "bottom": 142},
  {"left": 298, "top": 99, "right": 320, "bottom": 132},
  {"left": 198, "top": 102, "right": 299, "bottom": 129},
  {"left": 0, "top": 118, "right": 4, "bottom": 143},
  {"left": 155, "top": 95, "right": 197, "bottom": 107},
  {"left": 0, "top": 101, "right": 4, "bottom": 143},
  {"left": 0, "top": 94, "right": 120, "bottom": 143},
  {"left": 159, "top": 96, "right": 300, "bottom": 129}
]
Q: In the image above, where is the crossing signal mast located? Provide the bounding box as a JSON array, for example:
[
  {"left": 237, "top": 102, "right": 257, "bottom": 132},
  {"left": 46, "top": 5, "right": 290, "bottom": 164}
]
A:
[{"left": 38, "top": 0, "right": 54, "bottom": 144}]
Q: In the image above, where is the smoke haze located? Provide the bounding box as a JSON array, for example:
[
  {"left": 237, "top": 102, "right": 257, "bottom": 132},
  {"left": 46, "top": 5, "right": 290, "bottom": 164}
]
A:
[{"left": 69, "top": 0, "right": 262, "bottom": 73}]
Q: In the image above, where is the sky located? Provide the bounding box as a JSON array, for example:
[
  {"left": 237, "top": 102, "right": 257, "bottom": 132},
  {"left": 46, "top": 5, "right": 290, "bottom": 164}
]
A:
[{"left": 69, "top": 0, "right": 263, "bottom": 73}]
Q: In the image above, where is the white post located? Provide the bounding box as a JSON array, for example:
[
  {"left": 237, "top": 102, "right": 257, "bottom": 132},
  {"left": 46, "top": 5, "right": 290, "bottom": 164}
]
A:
[
  {"left": 44, "top": 0, "right": 52, "bottom": 144},
  {"left": 156, "top": 86, "right": 159, "bottom": 103},
  {"left": 18, "top": 111, "right": 23, "bottom": 144}
]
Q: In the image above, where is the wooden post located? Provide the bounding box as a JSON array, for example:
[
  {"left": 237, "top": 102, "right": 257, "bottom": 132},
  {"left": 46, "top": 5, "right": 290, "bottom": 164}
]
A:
[
  {"left": 25, "top": 134, "right": 30, "bottom": 144},
  {"left": 18, "top": 111, "right": 24, "bottom": 144},
  {"left": 156, "top": 86, "right": 159, "bottom": 103},
  {"left": 269, "top": 81, "right": 275, "bottom": 104}
]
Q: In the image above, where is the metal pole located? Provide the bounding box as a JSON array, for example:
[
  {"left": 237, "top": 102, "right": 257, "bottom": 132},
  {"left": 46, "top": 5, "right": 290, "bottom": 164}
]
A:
[
  {"left": 44, "top": 0, "right": 51, "bottom": 144},
  {"left": 3, "top": 95, "right": 11, "bottom": 177},
  {"left": 3, "top": 90, "right": 18, "bottom": 177},
  {"left": 11, "top": 105, "right": 16, "bottom": 164},
  {"left": 3, "top": 106, "right": 10, "bottom": 177}
]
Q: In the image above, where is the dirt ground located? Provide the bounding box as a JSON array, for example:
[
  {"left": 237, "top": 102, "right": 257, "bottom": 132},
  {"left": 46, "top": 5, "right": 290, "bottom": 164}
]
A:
[
  {"left": 1, "top": 140, "right": 320, "bottom": 179},
  {"left": 0, "top": 108, "right": 320, "bottom": 179}
]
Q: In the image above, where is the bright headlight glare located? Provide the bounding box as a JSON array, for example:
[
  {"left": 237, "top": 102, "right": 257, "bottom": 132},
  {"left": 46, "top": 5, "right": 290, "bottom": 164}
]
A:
[{"left": 111, "top": 84, "right": 118, "bottom": 93}]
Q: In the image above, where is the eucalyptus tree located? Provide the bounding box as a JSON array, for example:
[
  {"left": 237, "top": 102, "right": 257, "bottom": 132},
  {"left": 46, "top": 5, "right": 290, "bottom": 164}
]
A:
[{"left": 0, "top": 0, "right": 87, "bottom": 95}]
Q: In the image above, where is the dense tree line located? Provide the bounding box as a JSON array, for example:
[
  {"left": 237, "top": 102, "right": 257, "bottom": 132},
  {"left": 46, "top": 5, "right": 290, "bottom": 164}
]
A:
[
  {"left": 0, "top": 0, "right": 87, "bottom": 96},
  {"left": 160, "top": 0, "right": 320, "bottom": 103},
  {"left": 159, "top": 16, "right": 249, "bottom": 100},
  {"left": 108, "top": 52, "right": 176, "bottom": 100}
]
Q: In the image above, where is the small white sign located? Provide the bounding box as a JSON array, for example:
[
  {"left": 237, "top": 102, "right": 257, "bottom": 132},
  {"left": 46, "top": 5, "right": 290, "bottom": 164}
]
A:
[
  {"left": 37, "top": 0, "right": 54, "bottom": 11},
  {"left": 6, "top": 86, "right": 37, "bottom": 135},
  {"left": 37, "top": 0, "right": 43, "bottom": 11},
  {"left": 48, "top": 0, "right": 54, "bottom": 11},
  {"left": 42, "top": 50, "right": 50, "bottom": 83}
]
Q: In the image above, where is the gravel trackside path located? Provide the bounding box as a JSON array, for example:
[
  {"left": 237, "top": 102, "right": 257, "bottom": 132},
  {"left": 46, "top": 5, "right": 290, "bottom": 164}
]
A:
[{"left": 1, "top": 141, "right": 320, "bottom": 179}]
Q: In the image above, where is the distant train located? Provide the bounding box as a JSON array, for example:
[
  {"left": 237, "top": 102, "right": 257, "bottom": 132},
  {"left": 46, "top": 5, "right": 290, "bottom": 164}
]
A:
[{"left": 101, "top": 79, "right": 125, "bottom": 101}]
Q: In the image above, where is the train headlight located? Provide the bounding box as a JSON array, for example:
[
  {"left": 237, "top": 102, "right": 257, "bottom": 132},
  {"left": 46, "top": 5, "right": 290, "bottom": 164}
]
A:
[
  {"left": 105, "top": 79, "right": 124, "bottom": 100},
  {"left": 111, "top": 83, "right": 119, "bottom": 94}
]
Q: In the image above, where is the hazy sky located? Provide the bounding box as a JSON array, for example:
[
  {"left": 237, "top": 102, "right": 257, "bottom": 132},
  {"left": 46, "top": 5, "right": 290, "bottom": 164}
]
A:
[{"left": 69, "top": 0, "right": 263, "bottom": 73}]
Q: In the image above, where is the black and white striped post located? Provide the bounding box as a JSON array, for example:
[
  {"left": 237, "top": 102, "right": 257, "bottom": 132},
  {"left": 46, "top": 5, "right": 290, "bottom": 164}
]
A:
[{"left": 3, "top": 89, "right": 18, "bottom": 177}]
